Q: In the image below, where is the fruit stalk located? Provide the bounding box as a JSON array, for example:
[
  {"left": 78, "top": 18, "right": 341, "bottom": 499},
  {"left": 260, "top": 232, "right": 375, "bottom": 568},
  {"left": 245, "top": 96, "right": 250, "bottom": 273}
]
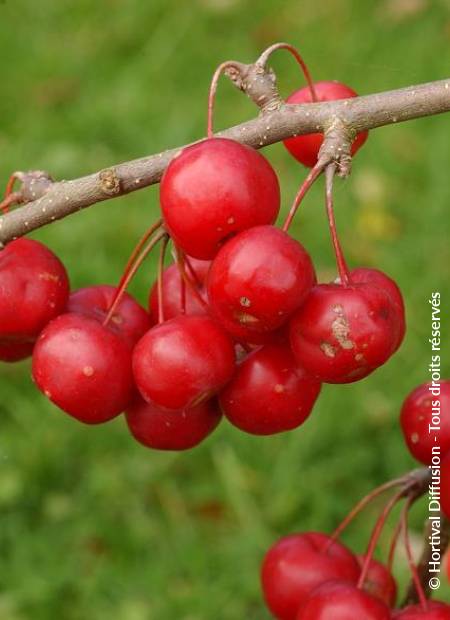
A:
[
  {"left": 401, "top": 497, "right": 429, "bottom": 611},
  {"left": 103, "top": 230, "right": 167, "bottom": 327},
  {"left": 357, "top": 489, "right": 408, "bottom": 589},
  {"left": 324, "top": 163, "right": 351, "bottom": 285},
  {"left": 282, "top": 162, "right": 324, "bottom": 231},
  {"left": 403, "top": 514, "right": 450, "bottom": 606},
  {"left": 328, "top": 476, "right": 409, "bottom": 545},
  {"left": 255, "top": 41, "right": 318, "bottom": 102},
  {"left": 157, "top": 234, "right": 169, "bottom": 324},
  {"left": 174, "top": 247, "right": 209, "bottom": 312}
]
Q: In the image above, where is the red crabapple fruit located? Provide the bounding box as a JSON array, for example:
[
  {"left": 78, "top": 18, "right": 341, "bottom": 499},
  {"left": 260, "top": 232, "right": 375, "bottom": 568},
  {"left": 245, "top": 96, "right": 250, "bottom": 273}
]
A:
[
  {"left": 0, "top": 340, "right": 36, "bottom": 363},
  {"left": 132, "top": 315, "right": 235, "bottom": 411},
  {"left": 207, "top": 225, "right": 315, "bottom": 342},
  {"left": 220, "top": 343, "right": 321, "bottom": 435},
  {"left": 32, "top": 313, "right": 134, "bottom": 424},
  {"left": 148, "top": 258, "right": 210, "bottom": 322},
  {"left": 357, "top": 555, "right": 397, "bottom": 607},
  {"left": 289, "top": 280, "right": 403, "bottom": 384},
  {"left": 0, "top": 238, "right": 69, "bottom": 362},
  {"left": 126, "top": 396, "right": 222, "bottom": 451},
  {"left": 296, "top": 580, "right": 391, "bottom": 620},
  {"left": 68, "top": 284, "right": 151, "bottom": 348},
  {"left": 160, "top": 138, "right": 280, "bottom": 259},
  {"left": 261, "top": 532, "right": 360, "bottom": 620},
  {"left": 283, "top": 81, "right": 368, "bottom": 168},
  {"left": 400, "top": 380, "right": 450, "bottom": 465},
  {"left": 351, "top": 266, "right": 405, "bottom": 351}
]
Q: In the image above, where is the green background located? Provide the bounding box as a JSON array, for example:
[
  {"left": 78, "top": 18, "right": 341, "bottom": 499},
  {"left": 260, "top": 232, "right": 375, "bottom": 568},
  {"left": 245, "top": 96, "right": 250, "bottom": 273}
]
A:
[{"left": 1, "top": 1, "right": 449, "bottom": 618}]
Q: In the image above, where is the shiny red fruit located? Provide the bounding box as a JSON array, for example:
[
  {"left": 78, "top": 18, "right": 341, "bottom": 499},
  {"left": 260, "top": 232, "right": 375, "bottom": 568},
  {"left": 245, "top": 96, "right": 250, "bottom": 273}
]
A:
[
  {"left": 400, "top": 380, "right": 450, "bottom": 465},
  {"left": 125, "top": 396, "right": 222, "bottom": 451},
  {"left": 148, "top": 258, "right": 210, "bottom": 322},
  {"left": 160, "top": 138, "right": 280, "bottom": 259},
  {"left": 0, "top": 238, "right": 69, "bottom": 362},
  {"left": 220, "top": 344, "right": 321, "bottom": 435},
  {"left": 0, "top": 341, "right": 35, "bottom": 363},
  {"left": 68, "top": 284, "right": 151, "bottom": 348},
  {"left": 441, "top": 453, "right": 450, "bottom": 520},
  {"left": 207, "top": 225, "right": 315, "bottom": 342},
  {"left": 400, "top": 381, "right": 450, "bottom": 465},
  {"left": 357, "top": 555, "right": 397, "bottom": 607},
  {"left": 32, "top": 313, "right": 134, "bottom": 424},
  {"left": 296, "top": 581, "right": 391, "bottom": 620},
  {"left": 234, "top": 325, "right": 292, "bottom": 348},
  {"left": 289, "top": 281, "right": 403, "bottom": 384},
  {"left": 133, "top": 315, "right": 235, "bottom": 411},
  {"left": 351, "top": 267, "right": 405, "bottom": 351},
  {"left": 261, "top": 532, "right": 360, "bottom": 620},
  {"left": 284, "top": 81, "right": 368, "bottom": 168},
  {"left": 393, "top": 602, "right": 450, "bottom": 619}
]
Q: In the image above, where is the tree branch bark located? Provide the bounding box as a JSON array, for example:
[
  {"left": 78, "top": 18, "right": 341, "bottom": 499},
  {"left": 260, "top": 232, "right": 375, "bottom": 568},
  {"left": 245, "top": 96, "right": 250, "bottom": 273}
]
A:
[{"left": 0, "top": 67, "right": 449, "bottom": 246}]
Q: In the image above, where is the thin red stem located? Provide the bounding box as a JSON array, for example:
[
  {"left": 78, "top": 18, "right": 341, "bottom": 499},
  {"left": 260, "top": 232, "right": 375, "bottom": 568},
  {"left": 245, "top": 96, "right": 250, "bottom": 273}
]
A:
[
  {"left": 328, "top": 477, "right": 406, "bottom": 546},
  {"left": 184, "top": 255, "right": 203, "bottom": 289},
  {"left": 0, "top": 194, "right": 18, "bottom": 215},
  {"left": 173, "top": 248, "right": 187, "bottom": 315},
  {"left": 157, "top": 235, "right": 170, "bottom": 324},
  {"left": 115, "top": 219, "right": 162, "bottom": 293},
  {"left": 0, "top": 174, "right": 19, "bottom": 214},
  {"left": 325, "top": 164, "right": 351, "bottom": 286},
  {"left": 238, "top": 342, "right": 252, "bottom": 354},
  {"left": 387, "top": 516, "right": 403, "bottom": 571},
  {"left": 103, "top": 231, "right": 166, "bottom": 327},
  {"left": 257, "top": 42, "right": 318, "bottom": 102},
  {"left": 180, "top": 276, "right": 186, "bottom": 314},
  {"left": 401, "top": 498, "right": 429, "bottom": 611},
  {"left": 357, "top": 489, "right": 407, "bottom": 589},
  {"left": 175, "top": 247, "right": 209, "bottom": 312},
  {"left": 282, "top": 163, "right": 324, "bottom": 232},
  {"left": 207, "top": 61, "right": 238, "bottom": 138},
  {"left": 5, "top": 174, "right": 17, "bottom": 197}
]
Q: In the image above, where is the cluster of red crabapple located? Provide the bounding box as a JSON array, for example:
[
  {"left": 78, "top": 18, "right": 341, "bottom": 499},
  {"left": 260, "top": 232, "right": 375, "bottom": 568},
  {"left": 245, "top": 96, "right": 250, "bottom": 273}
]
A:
[
  {"left": 1, "top": 42, "right": 449, "bottom": 618},
  {"left": 261, "top": 380, "right": 450, "bottom": 619},
  {"left": 0, "top": 45, "right": 407, "bottom": 453}
]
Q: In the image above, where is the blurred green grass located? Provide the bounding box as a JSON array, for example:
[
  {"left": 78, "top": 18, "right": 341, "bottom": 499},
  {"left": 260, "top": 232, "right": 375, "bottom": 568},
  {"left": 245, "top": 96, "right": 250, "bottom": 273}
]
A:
[{"left": 1, "top": 1, "right": 450, "bottom": 618}]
